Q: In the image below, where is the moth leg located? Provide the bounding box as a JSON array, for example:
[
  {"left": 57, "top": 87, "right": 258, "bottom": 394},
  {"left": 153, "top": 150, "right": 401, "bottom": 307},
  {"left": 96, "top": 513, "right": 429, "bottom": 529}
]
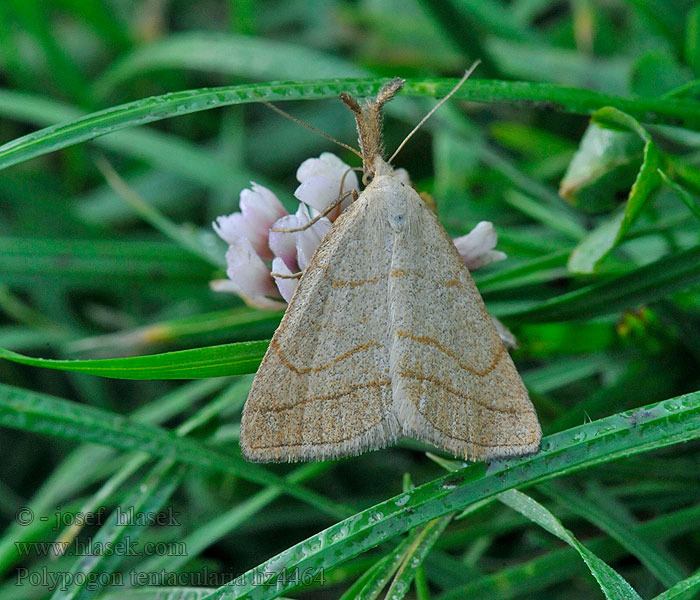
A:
[
  {"left": 269, "top": 171, "right": 359, "bottom": 234},
  {"left": 270, "top": 269, "right": 304, "bottom": 279}
]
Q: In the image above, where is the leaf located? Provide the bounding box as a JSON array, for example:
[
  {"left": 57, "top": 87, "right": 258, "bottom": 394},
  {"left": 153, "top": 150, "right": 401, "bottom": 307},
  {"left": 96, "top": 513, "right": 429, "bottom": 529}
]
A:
[
  {"left": 0, "top": 382, "right": 351, "bottom": 520},
  {"left": 568, "top": 109, "right": 661, "bottom": 274},
  {"left": 686, "top": 5, "right": 700, "bottom": 76},
  {"left": 140, "top": 462, "right": 334, "bottom": 576},
  {"left": 498, "top": 489, "right": 642, "bottom": 600},
  {"left": 92, "top": 32, "right": 369, "bottom": 98},
  {"left": 658, "top": 169, "right": 700, "bottom": 222},
  {"left": 0, "top": 89, "right": 272, "bottom": 193},
  {"left": 652, "top": 569, "right": 700, "bottom": 600},
  {"left": 65, "top": 308, "right": 282, "bottom": 354},
  {"left": 540, "top": 481, "right": 685, "bottom": 588},
  {"left": 630, "top": 51, "right": 692, "bottom": 98},
  {"left": 0, "top": 236, "right": 213, "bottom": 287},
  {"left": 50, "top": 460, "right": 187, "bottom": 600},
  {"left": 196, "top": 390, "right": 700, "bottom": 600},
  {"left": 501, "top": 244, "right": 700, "bottom": 322},
  {"left": 383, "top": 515, "right": 452, "bottom": 600},
  {"left": 0, "top": 340, "right": 267, "bottom": 379},
  {"left": 559, "top": 123, "right": 645, "bottom": 213},
  {"left": 4, "top": 78, "right": 700, "bottom": 172},
  {"left": 443, "top": 503, "right": 700, "bottom": 599}
]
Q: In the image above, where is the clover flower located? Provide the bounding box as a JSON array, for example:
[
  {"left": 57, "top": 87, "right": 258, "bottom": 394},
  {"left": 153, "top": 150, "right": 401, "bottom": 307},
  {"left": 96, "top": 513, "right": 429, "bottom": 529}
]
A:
[{"left": 211, "top": 153, "right": 509, "bottom": 320}]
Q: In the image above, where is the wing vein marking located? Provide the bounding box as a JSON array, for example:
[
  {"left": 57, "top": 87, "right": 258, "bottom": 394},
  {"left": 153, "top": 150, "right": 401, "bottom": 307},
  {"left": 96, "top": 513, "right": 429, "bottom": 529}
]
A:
[
  {"left": 399, "top": 370, "right": 520, "bottom": 415},
  {"left": 246, "top": 414, "right": 385, "bottom": 449},
  {"left": 396, "top": 331, "right": 505, "bottom": 376},
  {"left": 272, "top": 337, "right": 384, "bottom": 374},
  {"left": 251, "top": 379, "right": 392, "bottom": 413},
  {"left": 330, "top": 268, "right": 461, "bottom": 289}
]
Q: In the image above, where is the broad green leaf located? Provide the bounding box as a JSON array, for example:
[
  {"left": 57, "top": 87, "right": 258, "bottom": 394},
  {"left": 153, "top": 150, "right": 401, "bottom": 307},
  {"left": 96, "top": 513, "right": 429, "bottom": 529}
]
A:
[
  {"left": 498, "top": 489, "right": 642, "bottom": 600},
  {"left": 568, "top": 108, "right": 661, "bottom": 273},
  {"left": 197, "top": 390, "right": 700, "bottom": 600},
  {"left": 559, "top": 123, "right": 644, "bottom": 213}
]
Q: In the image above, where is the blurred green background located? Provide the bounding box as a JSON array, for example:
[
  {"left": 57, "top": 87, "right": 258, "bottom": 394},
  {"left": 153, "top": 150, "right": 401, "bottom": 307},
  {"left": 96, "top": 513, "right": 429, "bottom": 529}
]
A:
[{"left": 2, "top": 1, "right": 700, "bottom": 599}]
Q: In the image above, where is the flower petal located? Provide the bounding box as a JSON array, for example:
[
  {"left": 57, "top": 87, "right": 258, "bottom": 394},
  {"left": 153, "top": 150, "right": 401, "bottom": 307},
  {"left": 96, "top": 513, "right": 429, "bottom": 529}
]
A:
[
  {"left": 237, "top": 183, "right": 287, "bottom": 261},
  {"left": 295, "top": 152, "right": 359, "bottom": 217},
  {"left": 295, "top": 205, "right": 331, "bottom": 270},
  {"left": 268, "top": 213, "right": 301, "bottom": 271},
  {"left": 213, "top": 212, "right": 247, "bottom": 245},
  {"left": 491, "top": 316, "right": 518, "bottom": 349},
  {"left": 224, "top": 237, "right": 279, "bottom": 299},
  {"left": 271, "top": 257, "right": 299, "bottom": 303},
  {"left": 452, "top": 221, "right": 507, "bottom": 270},
  {"left": 294, "top": 176, "right": 340, "bottom": 214}
]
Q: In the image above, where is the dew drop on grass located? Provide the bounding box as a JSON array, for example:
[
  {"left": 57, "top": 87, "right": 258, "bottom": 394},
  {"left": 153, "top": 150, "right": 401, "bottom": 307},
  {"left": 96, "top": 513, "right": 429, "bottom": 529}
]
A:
[
  {"left": 368, "top": 510, "right": 383, "bottom": 524},
  {"left": 395, "top": 494, "right": 410, "bottom": 507}
]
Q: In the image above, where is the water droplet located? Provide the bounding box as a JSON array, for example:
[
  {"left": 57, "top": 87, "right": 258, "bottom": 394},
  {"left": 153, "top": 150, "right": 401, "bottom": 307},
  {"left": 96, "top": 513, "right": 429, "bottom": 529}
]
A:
[
  {"left": 395, "top": 494, "right": 409, "bottom": 507},
  {"left": 368, "top": 510, "right": 384, "bottom": 524}
]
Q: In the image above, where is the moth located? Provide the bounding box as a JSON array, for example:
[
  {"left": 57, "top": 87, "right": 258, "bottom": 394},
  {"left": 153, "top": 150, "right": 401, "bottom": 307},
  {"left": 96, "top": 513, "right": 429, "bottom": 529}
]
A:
[{"left": 240, "top": 75, "right": 541, "bottom": 462}]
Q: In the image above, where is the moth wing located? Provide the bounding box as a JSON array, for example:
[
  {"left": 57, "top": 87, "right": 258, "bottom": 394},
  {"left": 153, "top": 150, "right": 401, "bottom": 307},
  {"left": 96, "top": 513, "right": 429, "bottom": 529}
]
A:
[
  {"left": 241, "top": 194, "right": 400, "bottom": 462},
  {"left": 387, "top": 188, "right": 541, "bottom": 461}
]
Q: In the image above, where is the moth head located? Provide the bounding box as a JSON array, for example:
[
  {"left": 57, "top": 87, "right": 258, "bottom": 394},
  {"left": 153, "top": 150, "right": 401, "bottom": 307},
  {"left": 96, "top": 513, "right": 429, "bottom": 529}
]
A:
[{"left": 340, "top": 78, "right": 404, "bottom": 185}]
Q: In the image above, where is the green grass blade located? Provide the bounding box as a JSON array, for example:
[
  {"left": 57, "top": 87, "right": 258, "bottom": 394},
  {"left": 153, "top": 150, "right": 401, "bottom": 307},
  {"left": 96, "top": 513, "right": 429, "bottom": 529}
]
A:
[
  {"left": 92, "top": 32, "right": 368, "bottom": 97},
  {"left": 0, "top": 236, "right": 213, "bottom": 287},
  {"left": 139, "top": 462, "right": 333, "bottom": 576},
  {"left": 198, "top": 390, "right": 700, "bottom": 599},
  {"left": 0, "top": 341, "right": 266, "bottom": 379},
  {"left": 64, "top": 308, "right": 282, "bottom": 354},
  {"left": 539, "top": 481, "right": 685, "bottom": 588},
  {"left": 0, "top": 89, "right": 271, "bottom": 192},
  {"left": 4, "top": 78, "right": 700, "bottom": 171},
  {"left": 501, "top": 245, "right": 700, "bottom": 322},
  {"left": 652, "top": 569, "right": 700, "bottom": 600},
  {"left": 384, "top": 515, "right": 453, "bottom": 600},
  {"left": 0, "top": 383, "right": 351, "bottom": 520},
  {"left": 498, "top": 489, "right": 641, "bottom": 600},
  {"left": 440, "top": 503, "right": 700, "bottom": 599},
  {"left": 50, "top": 460, "right": 187, "bottom": 600}
]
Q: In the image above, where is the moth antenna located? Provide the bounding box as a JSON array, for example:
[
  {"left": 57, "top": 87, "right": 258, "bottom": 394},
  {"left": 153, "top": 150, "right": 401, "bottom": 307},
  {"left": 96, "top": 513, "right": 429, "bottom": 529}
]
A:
[
  {"left": 341, "top": 77, "right": 405, "bottom": 183},
  {"left": 261, "top": 100, "right": 363, "bottom": 160},
  {"left": 388, "top": 61, "right": 481, "bottom": 165}
]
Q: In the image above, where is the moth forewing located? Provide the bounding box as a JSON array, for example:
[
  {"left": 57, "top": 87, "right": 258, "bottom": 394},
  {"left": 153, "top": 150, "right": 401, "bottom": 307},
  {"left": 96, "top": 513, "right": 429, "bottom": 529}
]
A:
[{"left": 240, "top": 158, "right": 541, "bottom": 462}]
